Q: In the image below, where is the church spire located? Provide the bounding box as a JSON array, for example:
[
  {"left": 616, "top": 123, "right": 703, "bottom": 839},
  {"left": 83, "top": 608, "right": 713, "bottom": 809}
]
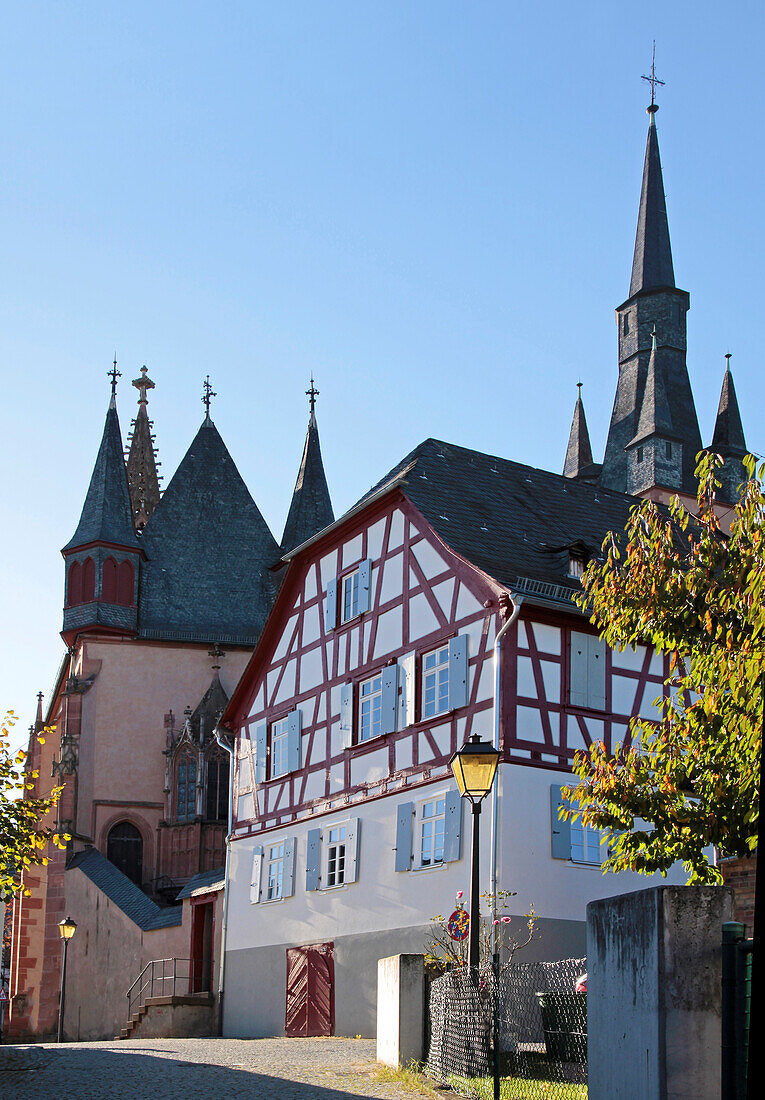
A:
[
  {"left": 126, "top": 366, "right": 162, "bottom": 530},
  {"left": 629, "top": 104, "right": 675, "bottom": 297},
  {"left": 563, "top": 383, "right": 595, "bottom": 479},
  {"left": 281, "top": 381, "right": 334, "bottom": 553},
  {"left": 631, "top": 329, "right": 674, "bottom": 443},
  {"left": 712, "top": 353, "right": 747, "bottom": 457}
]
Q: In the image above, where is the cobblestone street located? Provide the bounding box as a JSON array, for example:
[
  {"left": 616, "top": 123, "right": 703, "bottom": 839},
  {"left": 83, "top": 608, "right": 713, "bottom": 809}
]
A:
[{"left": 0, "top": 1037, "right": 417, "bottom": 1099}]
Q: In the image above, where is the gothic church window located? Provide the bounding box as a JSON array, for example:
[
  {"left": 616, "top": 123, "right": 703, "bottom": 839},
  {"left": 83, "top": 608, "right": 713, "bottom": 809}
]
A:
[
  {"left": 67, "top": 561, "right": 82, "bottom": 606},
  {"left": 82, "top": 557, "right": 95, "bottom": 602},
  {"left": 117, "top": 560, "right": 134, "bottom": 606},
  {"left": 205, "top": 750, "right": 230, "bottom": 821},
  {"left": 176, "top": 756, "right": 197, "bottom": 821},
  {"left": 106, "top": 821, "right": 143, "bottom": 886}
]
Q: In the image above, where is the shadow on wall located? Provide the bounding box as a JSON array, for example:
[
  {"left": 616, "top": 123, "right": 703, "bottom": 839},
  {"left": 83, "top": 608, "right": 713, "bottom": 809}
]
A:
[{"left": 0, "top": 1040, "right": 384, "bottom": 1100}]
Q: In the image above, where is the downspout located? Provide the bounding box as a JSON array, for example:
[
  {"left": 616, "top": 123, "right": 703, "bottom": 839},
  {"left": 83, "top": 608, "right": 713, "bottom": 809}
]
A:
[
  {"left": 214, "top": 724, "right": 234, "bottom": 1037},
  {"left": 489, "top": 593, "right": 523, "bottom": 947}
]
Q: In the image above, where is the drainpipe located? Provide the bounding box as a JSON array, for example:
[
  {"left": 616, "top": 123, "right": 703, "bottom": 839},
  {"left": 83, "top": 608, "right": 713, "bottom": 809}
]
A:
[
  {"left": 214, "top": 724, "right": 234, "bottom": 1037},
  {"left": 489, "top": 593, "right": 523, "bottom": 949}
]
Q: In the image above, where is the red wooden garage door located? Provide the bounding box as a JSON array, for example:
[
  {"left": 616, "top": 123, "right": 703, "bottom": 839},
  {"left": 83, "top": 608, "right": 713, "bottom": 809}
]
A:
[{"left": 285, "top": 943, "right": 335, "bottom": 1037}]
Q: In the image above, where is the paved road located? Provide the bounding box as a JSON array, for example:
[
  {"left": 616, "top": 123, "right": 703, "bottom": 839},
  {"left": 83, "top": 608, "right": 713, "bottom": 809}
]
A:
[{"left": 0, "top": 1037, "right": 418, "bottom": 1099}]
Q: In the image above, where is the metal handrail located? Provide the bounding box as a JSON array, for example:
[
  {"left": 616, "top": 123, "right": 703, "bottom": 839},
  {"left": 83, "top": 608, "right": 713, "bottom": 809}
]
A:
[{"left": 126, "top": 957, "right": 195, "bottom": 1020}]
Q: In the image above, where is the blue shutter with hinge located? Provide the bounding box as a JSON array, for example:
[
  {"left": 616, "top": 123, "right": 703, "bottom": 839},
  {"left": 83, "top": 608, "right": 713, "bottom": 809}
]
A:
[
  {"left": 249, "top": 845, "right": 263, "bottom": 904},
  {"left": 325, "top": 577, "right": 338, "bottom": 632},
  {"left": 255, "top": 722, "right": 267, "bottom": 784},
  {"left": 306, "top": 828, "right": 321, "bottom": 890},
  {"left": 340, "top": 683, "right": 353, "bottom": 747},
  {"left": 550, "top": 784, "right": 571, "bottom": 859},
  {"left": 397, "top": 652, "right": 415, "bottom": 729},
  {"left": 443, "top": 789, "right": 462, "bottom": 862},
  {"left": 345, "top": 817, "right": 360, "bottom": 883},
  {"left": 570, "top": 631, "right": 606, "bottom": 710},
  {"left": 395, "top": 802, "right": 414, "bottom": 871},
  {"left": 287, "top": 709, "right": 302, "bottom": 773},
  {"left": 448, "top": 634, "right": 468, "bottom": 710},
  {"left": 381, "top": 664, "right": 398, "bottom": 735},
  {"left": 358, "top": 558, "right": 373, "bottom": 614},
  {"left": 283, "top": 836, "right": 296, "bottom": 897},
  {"left": 569, "top": 632, "right": 589, "bottom": 708},
  {"left": 588, "top": 636, "right": 606, "bottom": 711}
]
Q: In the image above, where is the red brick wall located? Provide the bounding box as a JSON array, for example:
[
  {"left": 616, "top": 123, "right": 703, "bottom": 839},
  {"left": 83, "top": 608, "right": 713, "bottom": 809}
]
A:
[{"left": 720, "top": 854, "right": 757, "bottom": 933}]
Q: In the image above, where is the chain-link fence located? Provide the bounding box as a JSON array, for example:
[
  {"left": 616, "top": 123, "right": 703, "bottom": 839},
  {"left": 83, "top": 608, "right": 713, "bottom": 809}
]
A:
[{"left": 426, "top": 957, "right": 587, "bottom": 1099}]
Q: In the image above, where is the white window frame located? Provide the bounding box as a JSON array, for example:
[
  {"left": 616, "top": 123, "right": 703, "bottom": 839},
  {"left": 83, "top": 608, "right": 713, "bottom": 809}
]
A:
[
  {"left": 415, "top": 795, "right": 447, "bottom": 869},
  {"left": 570, "top": 817, "right": 603, "bottom": 866},
  {"left": 340, "top": 569, "right": 360, "bottom": 624},
  {"left": 422, "top": 644, "right": 450, "bottom": 719},
  {"left": 323, "top": 822, "right": 348, "bottom": 888},
  {"left": 359, "top": 673, "right": 383, "bottom": 742},
  {"left": 270, "top": 717, "right": 290, "bottom": 779},
  {"left": 266, "top": 841, "right": 285, "bottom": 901}
]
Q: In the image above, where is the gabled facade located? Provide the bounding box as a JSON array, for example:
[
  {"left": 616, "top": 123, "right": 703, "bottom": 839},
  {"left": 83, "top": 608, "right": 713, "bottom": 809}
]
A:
[{"left": 220, "top": 441, "right": 684, "bottom": 1039}]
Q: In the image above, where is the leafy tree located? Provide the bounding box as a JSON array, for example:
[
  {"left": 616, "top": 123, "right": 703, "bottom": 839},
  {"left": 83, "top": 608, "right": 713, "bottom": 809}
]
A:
[
  {"left": 562, "top": 454, "right": 763, "bottom": 885},
  {"left": 1, "top": 711, "right": 68, "bottom": 898}
]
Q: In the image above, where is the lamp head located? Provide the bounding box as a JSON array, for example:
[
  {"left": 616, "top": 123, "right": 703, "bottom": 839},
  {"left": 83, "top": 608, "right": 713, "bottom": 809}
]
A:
[
  {"left": 449, "top": 733, "right": 500, "bottom": 805},
  {"left": 58, "top": 916, "right": 77, "bottom": 940}
]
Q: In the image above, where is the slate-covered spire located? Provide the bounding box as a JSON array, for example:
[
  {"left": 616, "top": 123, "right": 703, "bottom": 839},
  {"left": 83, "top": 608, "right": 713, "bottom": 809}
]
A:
[
  {"left": 63, "top": 386, "right": 140, "bottom": 553},
  {"left": 712, "top": 354, "right": 747, "bottom": 457},
  {"left": 630, "top": 330, "right": 674, "bottom": 444},
  {"left": 126, "top": 366, "right": 162, "bottom": 530},
  {"left": 281, "top": 379, "right": 334, "bottom": 552},
  {"left": 563, "top": 383, "right": 595, "bottom": 479},
  {"left": 629, "top": 106, "right": 675, "bottom": 296}
]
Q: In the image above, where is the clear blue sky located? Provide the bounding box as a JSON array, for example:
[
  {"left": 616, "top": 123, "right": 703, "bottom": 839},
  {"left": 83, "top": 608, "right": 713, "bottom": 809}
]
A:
[{"left": 1, "top": 2, "right": 762, "bottom": 749}]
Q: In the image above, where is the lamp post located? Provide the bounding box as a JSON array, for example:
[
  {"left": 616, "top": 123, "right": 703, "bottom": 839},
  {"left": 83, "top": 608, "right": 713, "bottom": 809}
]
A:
[
  {"left": 57, "top": 916, "right": 77, "bottom": 1043},
  {"left": 449, "top": 734, "right": 501, "bottom": 971}
]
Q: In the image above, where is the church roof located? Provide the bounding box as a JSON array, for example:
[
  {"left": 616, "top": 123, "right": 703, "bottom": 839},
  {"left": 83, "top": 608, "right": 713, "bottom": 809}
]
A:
[
  {"left": 629, "top": 332, "right": 679, "bottom": 445},
  {"left": 67, "top": 848, "right": 181, "bottom": 930},
  {"left": 359, "top": 438, "right": 641, "bottom": 599},
  {"left": 138, "top": 417, "right": 281, "bottom": 645},
  {"left": 712, "top": 358, "right": 747, "bottom": 457},
  {"left": 62, "top": 402, "right": 140, "bottom": 553},
  {"left": 629, "top": 109, "right": 675, "bottom": 297},
  {"left": 185, "top": 672, "right": 229, "bottom": 745},
  {"left": 281, "top": 411, "right": 334, "bottom": 553},
  {"left": 563, "top": 386, "right": 598, "bottom": 479},
  {"left": 126, "top": 366, "right": 162, "bottom": 529}
]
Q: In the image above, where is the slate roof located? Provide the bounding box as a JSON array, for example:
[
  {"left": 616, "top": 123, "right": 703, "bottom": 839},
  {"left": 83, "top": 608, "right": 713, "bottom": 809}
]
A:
[
  {"left": 138, "top": 417, "right": 281, "bottom": 644},
  {"left": 712, "top": 362, "right": 747, "bottom": 458},
  {"left": 67, "top": 848, "right": 182, "bottom": 930},
  {"left": 563, "top": 387, "right": 599, "bottom": 481},
  {"left": 176, "top": 867, "right": 225, "bottom": 899},
  {"left": 630, "top": 333, "right": 679, "bottom": 445},
  {"left": 281, "top": 413, "right": 334, "bottom": 553},
  {"left": 629, "top": 110, "right": 675, "bottom": 297},
  {"left": 185, "top": 673, "right": 229, "bottom": 746},
  {"left": 360, "top": 438, "right": 641, "bottom": 600},
  {"left": 63, "top": 403, "right": 140, "bottom": 553}
]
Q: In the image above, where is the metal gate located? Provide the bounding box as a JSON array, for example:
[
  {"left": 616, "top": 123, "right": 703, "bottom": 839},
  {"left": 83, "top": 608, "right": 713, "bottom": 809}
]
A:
[{"left": 285, "top": 942, "right": 335, "bottom": 1037}]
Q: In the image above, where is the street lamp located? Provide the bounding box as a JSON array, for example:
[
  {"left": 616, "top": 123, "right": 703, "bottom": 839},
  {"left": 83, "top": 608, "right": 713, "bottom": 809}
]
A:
[
  {"left": 57, "top": 916, "right": 77, "bottom": 1043},
  {"left": 449, "top": 734, "right": 501, "bottom": 971}
]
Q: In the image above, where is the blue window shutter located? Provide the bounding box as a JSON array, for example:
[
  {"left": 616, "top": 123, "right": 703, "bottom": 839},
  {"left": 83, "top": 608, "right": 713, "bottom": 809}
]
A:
[
  {"left": 448, "top": 634, "right": 469, "bottom": 710},
  {"left": 283, "top": 837, "right": 296, "bottom": 897},
  {"left": 345, "top": 818, "right": 360, "bottom": 883},
  {"left": 395, "top": 802, "right": 414, "bottom": 872},
  {"left": 358, "top": 558, "right": 373, "bottom": 614},
  {"left": 255, "top": 723, "right": 267, "bottom": 784},
  {"left": 340, "top": 682, "right": 353, "bottom": 748},
  {"left": 397, "top": 652, "right": 415, "bottom": 729},
  {"left": 588, "top": 636, "right": 607, "bottom": 711},
  {"left": 306, "top": 828, "right": 321, "bottom": 890},
  {"left": 249, "top": 845, "right": 263, "bottom": 904},
  {"left": 569, "top": 631, "right": 589, "bottom": 708},
  {"left": 325, "top": 577, "right": 338, "bottom": 632},
  {"left": 287, "top": 709, "right": 302, "bottom": 773},
  {"left": 550, "top": 784, "right": 571, "bottom": 859},
  {"left": 381, "top": 665, "right": 398, "bottom": 735},
  {"left": 443, "top": 790, "right": 462, "bottom": 862}
]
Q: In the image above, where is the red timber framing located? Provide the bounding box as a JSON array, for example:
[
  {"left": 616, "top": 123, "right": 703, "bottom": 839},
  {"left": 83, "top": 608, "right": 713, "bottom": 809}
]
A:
[{"left": 224, "top": 489, "right": 670, "bottom": 844}]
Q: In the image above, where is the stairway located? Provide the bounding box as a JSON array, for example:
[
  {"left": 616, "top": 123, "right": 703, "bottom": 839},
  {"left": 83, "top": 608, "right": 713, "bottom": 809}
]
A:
[{"left": 120, "top": 992, "right": 215, "bottom": 1039}]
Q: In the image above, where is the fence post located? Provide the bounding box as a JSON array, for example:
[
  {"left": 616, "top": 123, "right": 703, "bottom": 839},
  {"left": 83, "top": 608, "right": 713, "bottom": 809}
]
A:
[{"left": 722, "top": 922, "right": 744, "bottom": 1100}]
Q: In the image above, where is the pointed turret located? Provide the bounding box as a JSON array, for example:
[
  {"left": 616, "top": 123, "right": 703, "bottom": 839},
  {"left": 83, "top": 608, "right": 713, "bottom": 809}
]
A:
[
  {"left": 626, "top": 330, "right": 683, "bottom": 495},
  {"left": 601, "top": 96, "right": 701, "bottom": 497},
  {"left": 563, "top": 384, "right": 600, "bottom": 482},
  {"left": 629, "top": 108, "right": 675, "bottom": 296},
  {"left": 139, "top": 386, "right": 281, "bottom": 645},
  {"left": 61, "top": 367, "right": 142, "bottom": 642},
  {"left": 281, "top": 380, "right": 334, "bottom": 552},
  {"left": 126, "top": 366, "right": 162, "bottom": 530},
  {"left": 711, "top": 354, "right": 748, "bottom": 503}
]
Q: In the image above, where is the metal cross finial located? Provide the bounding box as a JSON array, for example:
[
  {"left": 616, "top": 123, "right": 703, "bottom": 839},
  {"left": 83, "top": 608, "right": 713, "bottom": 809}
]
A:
[
  {"left": 306, "top": 375, "right": 319, "bottom": 416},
  {"left": 642, "top": 41, "right": 665, "bottom": 110},
  {"left": 725, "top": 351, "right": 732, "bottom": 372},
  {"left": 202, "top": 375, "right": 217, "bottom": 417},
  {"left": 208, "top": 643, "right": 225, "bottom": 671},
  {"left": 108, "top": 355, "right": 122, "bottom": 399},
  {"left": 576, "top": 380, "right": 583, "bottom": 393}
]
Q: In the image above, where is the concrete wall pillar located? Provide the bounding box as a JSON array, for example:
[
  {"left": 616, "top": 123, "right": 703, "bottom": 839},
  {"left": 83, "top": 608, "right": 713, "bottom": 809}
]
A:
[
  {"left": 376, "top": 954, "right": 424, "bottom": 1068},
  {"left": 587, "top": 885, "right": 733, "bottom": 1100}
]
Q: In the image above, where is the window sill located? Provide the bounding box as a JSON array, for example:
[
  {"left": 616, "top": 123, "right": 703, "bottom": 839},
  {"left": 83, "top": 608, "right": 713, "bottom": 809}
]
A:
[
  {"left": 565, "top": 859, "right": 603, "bottom": 870},
  {"left": 411, "top": 861, "right": 449, "bottom": 874}
]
